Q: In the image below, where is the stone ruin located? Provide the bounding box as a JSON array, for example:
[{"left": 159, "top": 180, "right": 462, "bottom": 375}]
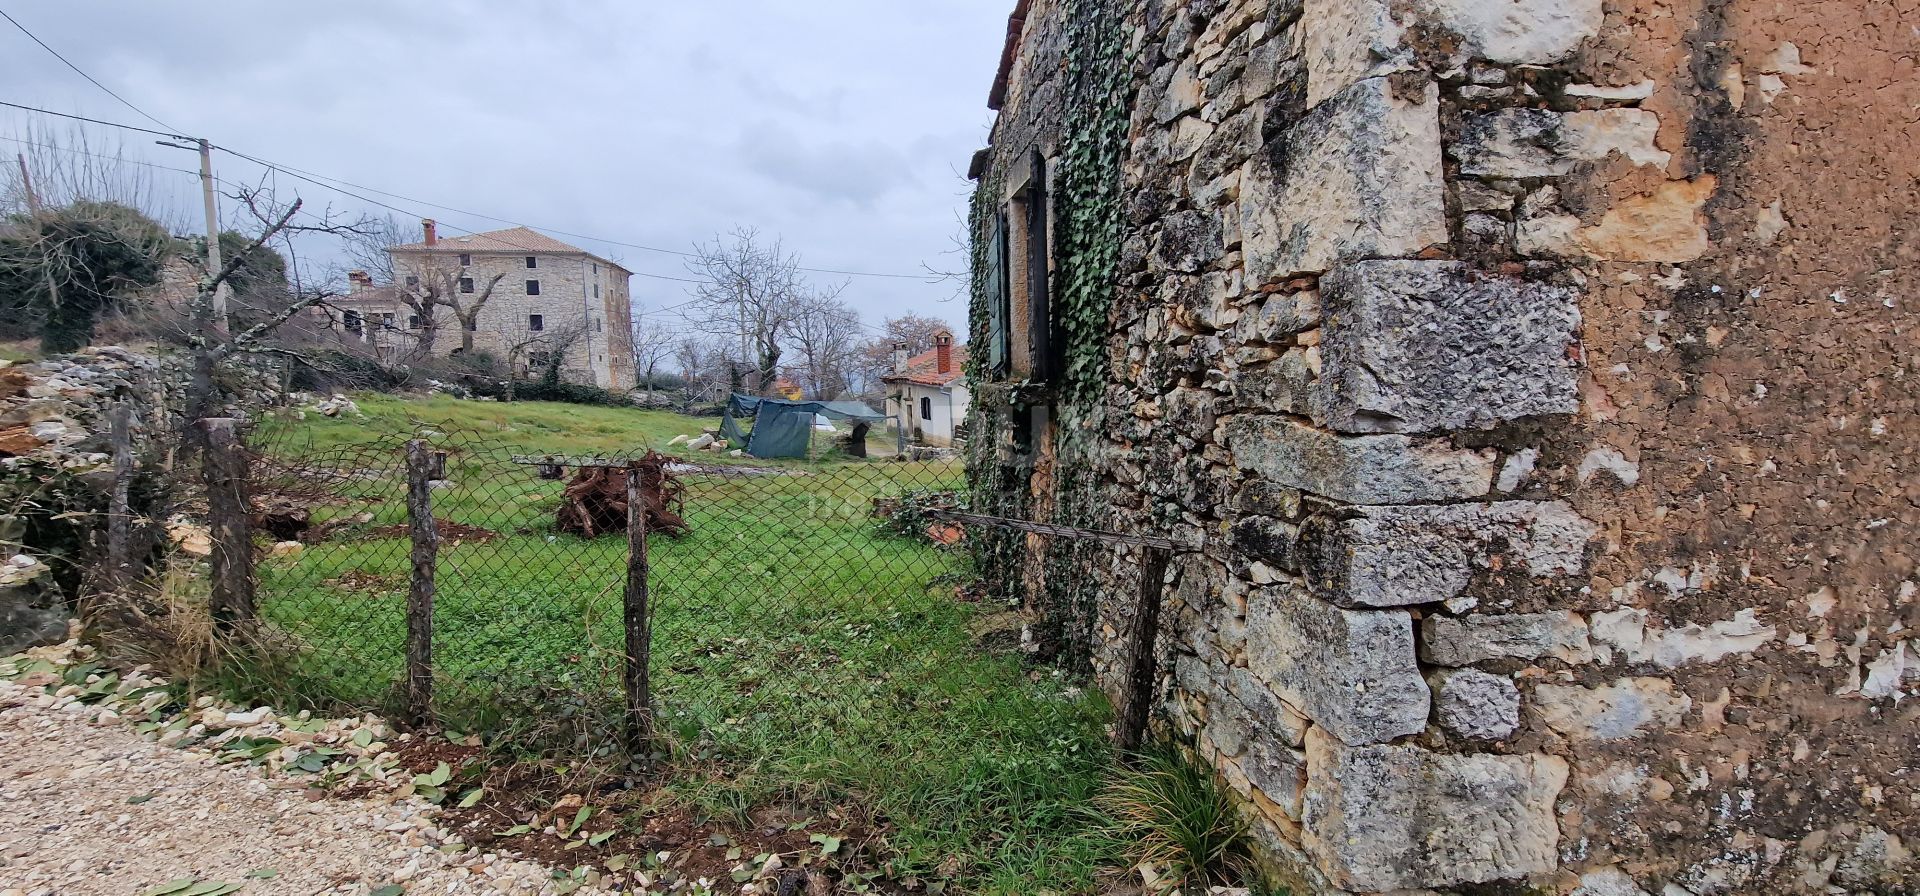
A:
[{"left": 965, "top": 0, "right": 1916, "bottom": 893}]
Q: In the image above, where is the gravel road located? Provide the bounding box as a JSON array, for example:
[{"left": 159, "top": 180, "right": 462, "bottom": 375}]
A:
[{"left": 0, "top": 673, "right": 615, "bottom": 896}]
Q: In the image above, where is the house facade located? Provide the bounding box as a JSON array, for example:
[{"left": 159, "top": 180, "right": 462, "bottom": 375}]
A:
[
  {"left": 330, "top": 221, "right": 635, "bottom": 389},
  {"left": 883, "top": 331, "right": 969, "bottom": 447},
  {"left": 967, "top": 1, "right": 1916, "bottom": 894}
]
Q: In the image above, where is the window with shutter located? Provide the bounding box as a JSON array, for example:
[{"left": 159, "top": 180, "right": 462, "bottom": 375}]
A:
[{"left": 985, "top": 210, "right": 1011, "bottom": 376}]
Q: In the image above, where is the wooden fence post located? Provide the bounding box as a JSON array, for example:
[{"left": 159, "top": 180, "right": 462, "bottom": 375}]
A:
[
  {"left": 1113, "top": 547, "right": 1171, "bottom": 757},
  {"left": 404, "top": 439, "right": 439, "bottom": 725},
  {"left": 199, "top": 418, "right": 256, "bottom": 633},
  {"left": 623, "top": 462, "right": 653, "bottom": 757},
  {"left": 105, "top": 402, "right": 136, "bottom": 588}
]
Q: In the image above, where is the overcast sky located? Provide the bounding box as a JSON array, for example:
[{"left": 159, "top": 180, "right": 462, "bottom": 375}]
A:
[{"left": 0, "top": 1, "right": 1005, "bottom": 335}]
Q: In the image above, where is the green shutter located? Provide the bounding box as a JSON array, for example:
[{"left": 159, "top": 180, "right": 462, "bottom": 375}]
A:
[{"left": 985, "top": 210, "right": 1010, "bottom": 375}]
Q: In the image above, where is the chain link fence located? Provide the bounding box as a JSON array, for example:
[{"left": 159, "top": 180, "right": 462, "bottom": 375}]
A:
[{"left": 239, "top": 419, "right": 972, "bottom": 759}]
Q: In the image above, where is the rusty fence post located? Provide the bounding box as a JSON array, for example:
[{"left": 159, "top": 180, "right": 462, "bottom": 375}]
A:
[
  {"left": 404, "top": 439, "right": 439, "bottom": 725},
  {"left": 623, "top": 462, "right": 653, "bottom": 757},
  {"left": 1113, "top": 546, "right": 1171, "bottom": 757},
  {"left": 105, "top": 402, "right": 136, "bottom": 589},
  {"left": 198, "top": 418, "right": 257, "bottom": 634}
]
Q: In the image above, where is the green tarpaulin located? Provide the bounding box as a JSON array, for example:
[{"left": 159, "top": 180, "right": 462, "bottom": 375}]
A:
[{"left": 722, "top": 393, "right": 886, "bottom": 459}]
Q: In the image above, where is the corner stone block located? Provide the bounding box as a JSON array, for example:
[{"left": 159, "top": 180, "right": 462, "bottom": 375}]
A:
[
  {"left": 1244, "top": 586, "right": 1429, "bottom": 745},
  {"left": 1303, "top": 0, "right": 1603, "bottom": 104},
  {"left": 1299, "top": 501, "right": 1595, "bottom": 608},
  {"left": 1302, "top": 727, "right": 1569, "bottom": 891},
  {"left": 1226, "top": 415, "right": 1496, "bottom": 505},
  {"left": 1420, "top": 611, "right": 1595, "bottom": 666},
  {"left": 1240, "top": 77, "right": 1445, "bottom": 282},
  {"left": 1314, "top": 260, "right": 1582, "bottom": 433}
]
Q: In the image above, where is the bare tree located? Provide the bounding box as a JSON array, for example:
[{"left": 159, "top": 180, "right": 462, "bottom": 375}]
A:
[
  {"left": 502, "top": 320, "right": 589, "bottom": 401},
  {"left": 630, "top": 315, "right": 673, "bottom": 404},
  {"left": 687, "top": 227, "right": 817, "bottom": 396},
  {"left": 788, "top": 293, "right": 863, "bottom": 399}
]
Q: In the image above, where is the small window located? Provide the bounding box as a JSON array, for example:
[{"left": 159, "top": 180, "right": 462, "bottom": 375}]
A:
[
  {"left": 528, "top": 350, "right": 552, "bottom": 369},
  {"left": 920, "top": 396, "right": 932, "bottom": 419},
  {"left": 593, "top": 284, "right": 601, "bottom": 299},
  {"left": 591, "top": 262, "right": 598, "bottom": 275},
  {"left": 525, "top": 256, "right": 538, "bottom": 269},
  {"left": 529, "top": 314, "right": 544, "bottom": 332},
  {"left": 407, "top": 315, "right": 420, "bottom": 329},
  {"left": 525, "top": 279, "right": 541, "bottom": 296},
  {"left": 344, "top": 310, "right": 363, "bottom": 334},
  {"left": 404, "top": 275, "right": 419, "bottom": 289},
  {"left": 459, "top": 277, "right": 475, "bottom": 293},
  {"left": 595, "top": 318, "right": 603, "bottom": 332},
  {"left": 458, "top": 253, "right": 472, "bottom": 266},
  {"left": 380, "top": 312, "right": 396, "bottom": 328}
]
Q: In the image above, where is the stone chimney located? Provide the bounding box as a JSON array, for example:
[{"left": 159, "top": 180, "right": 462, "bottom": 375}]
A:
[
  {"left": 892, "top": 342, "right": 910, "bottom": 374},
  {"left": 347, "top": 270, "right": 372, "bottom": 293},
  {"left": 422, "top": 218, "right": 438, "bottom": 247},
  {"left": 934, "top": 331, "right": 954, "bottom": 375}
]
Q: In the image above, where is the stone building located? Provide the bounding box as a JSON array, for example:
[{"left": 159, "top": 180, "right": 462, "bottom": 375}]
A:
[
  {"left": 965, "top": 0, "right": 1916, "bottom": 894},
  {"left": 331, "top": 221, "right": 635, "bottom": 389}
]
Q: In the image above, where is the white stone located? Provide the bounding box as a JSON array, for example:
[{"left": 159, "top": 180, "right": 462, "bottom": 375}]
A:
[
  {"left": 1422, "top": 611, "right": 1595, "bottom": 666},
  {"left": 1301, "top": 728, "right": 1568, "bottom": 890},
  {"left": 1240, "top": 77, "right": 1445, "bottom": 281},
  {"left": 1431, "top": 668, "right": 1521, "bottom": 739},
  {"left": 1303, "top": 501, "right": 1594, "bottom": 609},
  {"left": 1574, "top": 866, "right": 1655, "bottom": 896},
  {"left": 1416, "top": 0, "right": 1603, "bottom": 64},
  {"left": 1534, "top": 677, "right": 1691, "bottom": 741},
  {"left": 1243, "top": 587, "right": 1429, "bottom": 745},
  {"left": 1227, "top": 416, "right": 1496, "bottom": 505}
]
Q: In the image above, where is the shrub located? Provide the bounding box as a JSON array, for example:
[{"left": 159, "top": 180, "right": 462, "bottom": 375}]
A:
[{"left": 461, "top": 376, "right": 632, "bottom": 408}]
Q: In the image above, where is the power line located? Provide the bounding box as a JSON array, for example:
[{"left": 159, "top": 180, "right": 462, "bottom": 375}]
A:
[
  {"left": 0, "top": 10, "right": 182, "bottom": 134},
  {"left": 0, "top": 99, "right": 186, "bottom": 140},
  {"left": 0, "top": 133, "right": 199, "bottom": 178}
]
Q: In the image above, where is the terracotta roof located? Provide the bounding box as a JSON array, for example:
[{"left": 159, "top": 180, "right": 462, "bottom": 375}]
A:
[
  {"left": 987, "top": 0, "right": 1033, "bottom": 112},
  {"left": 390, "top": 226, "right": 629, "bottom": 271},
  {"left": 884, "top": 345, "right": 969, "bottom": 388}
]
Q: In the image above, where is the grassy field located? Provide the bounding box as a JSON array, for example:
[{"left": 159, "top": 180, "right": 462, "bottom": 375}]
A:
[{"left": 242, "top": 394, "right": 1118, "bottom": 893}]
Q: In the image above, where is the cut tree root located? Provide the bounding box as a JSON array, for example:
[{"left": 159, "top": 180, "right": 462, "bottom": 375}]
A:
[{"left": 554, "top": 454, "right": 691, "bottom": 538}]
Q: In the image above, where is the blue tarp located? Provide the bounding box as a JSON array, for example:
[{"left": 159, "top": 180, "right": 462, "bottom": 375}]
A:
[{"left": 722, "top": 393, "right": 885, "bottom": 458}]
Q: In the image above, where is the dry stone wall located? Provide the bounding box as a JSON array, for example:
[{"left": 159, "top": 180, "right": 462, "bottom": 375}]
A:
[{"left": 969, "top": 0, "right": 1917, "bottom": 893}]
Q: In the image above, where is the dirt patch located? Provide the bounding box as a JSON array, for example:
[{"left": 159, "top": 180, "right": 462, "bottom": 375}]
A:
[
  {"left": 380, "top": 741, "right": 914, "bottom": 893},
  {"left": 325, "top": 569, "right": 403, "bottom": 594}
]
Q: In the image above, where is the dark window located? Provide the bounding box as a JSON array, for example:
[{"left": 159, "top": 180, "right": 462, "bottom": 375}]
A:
[
  {"left": 593, "top": 284, "right": 601, "bottom": 299},
  {"left": 528, "top": 314, "right": 544, "bottom": 332},
  {"left": 380, "top": 312, "right": 395, "bottom": 328},
  {"left": 458, "top": 253, "right": 472, "bottom": 266},
  {"left": 458, "top": 277, "right": 474, "bottom": 293},
  {"left": 920, "top": 396, "right": 932, "bottom": 419},
  {"left": 407, "top": 315, "right": 420, "bottom": 329},
  {"left": 343, "top": 310, "right": 363, "bottom": 334},
  {"left": 404, "top": 275, "right": 419, "bottom": 289},
  {"left": 595, "top": 318, "right": 603, "bottom": 332},
  {"left": 591, "top": 262, "right": 598, "bottom": 275},
  {"left": 528, "top": 350, "right": 552, "bottom": 369},
  {"left": 525, "top": 256, "right": 538, "bottom": 269},
  {"left": 525, "top": 279, "right": 541, "bottom": 296}
]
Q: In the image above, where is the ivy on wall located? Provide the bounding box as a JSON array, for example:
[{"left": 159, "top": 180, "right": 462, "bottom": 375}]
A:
[{"left": 961, "top": 0, "right": 1135, "bottom": 674}]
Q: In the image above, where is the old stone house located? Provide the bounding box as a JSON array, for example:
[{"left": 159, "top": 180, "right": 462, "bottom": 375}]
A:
[
  {"left": 330, "top": 221, "right": 635, "bottom": 389},
  {"left": 883, "top": 331, "right": 970, "bottom": 446},
  {"left": 967, "top": 1, "right": 1915, "bottom": 894}
]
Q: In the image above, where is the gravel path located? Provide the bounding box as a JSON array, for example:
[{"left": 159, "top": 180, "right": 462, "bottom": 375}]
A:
[{"left": 0, "top": 665, "right": 616, "bottom": 896}]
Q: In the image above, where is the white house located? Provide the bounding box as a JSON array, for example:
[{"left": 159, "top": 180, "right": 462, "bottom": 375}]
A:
[{"left": 882, "top": 331, "right": 970, "bottom": 447}]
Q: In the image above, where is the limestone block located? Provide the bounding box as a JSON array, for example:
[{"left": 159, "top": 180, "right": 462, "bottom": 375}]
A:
[
  {"left": 1455, "top": 108, "right": 1670, "bottom": 179},
  {"left": 1231, "top": 515, "right": 1301, "bottom": 571},
  {"left": 1302, "top": 727, "right": 1568, "bottom": 890},
  {"left": 1240, "top": 77, "right": 1445, "bottom": 281},
  {"left": 1154, "top": 209, "right": 1225, "bottom": 273},
  {"left": 1303, "top": 0, "right": 1602, "bottom": 104},
  {"left": 1313, "top": 260, "right": 1581, "bottom": 432},
  {"left": 1244, "top": 587, "right": 1428, "bottom": 744},
  {"left": 1226, "top": 415, "right": 1495, "bottom": 505},
  {"left": 1431, "top": 668, "right": 1521, "bottom": 739},
  {"left": 1421, "top": 611, "right": 1595, "bottom": 666},
  {"left": 1534, "top": 677, "right": 1691, "bottom": 741},
  {"left": 1237, "top": 289, "right": 1321, "bottom": 343},
  {"left": 1300, "top": 501, "right": 1594, "bottom": 608},
  {"left": 1518, "top": 177, "right": 1716, "bottom": 262},
  {"left": 1573, "top": 866, "right": 1656, "bottom": 896},
  {"left": 1224, "top": 664, "right": 1313, "bottom": 748},
  {"left": 1244, "top": 736, "right": 1309, "bottom": 822}
]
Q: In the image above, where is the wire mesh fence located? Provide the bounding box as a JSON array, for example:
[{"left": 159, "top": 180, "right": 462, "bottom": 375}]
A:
[{"left": 237, "top": 416, "right": 974, "bottom": 760}]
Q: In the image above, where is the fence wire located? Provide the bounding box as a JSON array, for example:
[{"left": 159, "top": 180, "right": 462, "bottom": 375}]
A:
[{"left": 240, "top": 418, "right": 972, "bottom": 760}]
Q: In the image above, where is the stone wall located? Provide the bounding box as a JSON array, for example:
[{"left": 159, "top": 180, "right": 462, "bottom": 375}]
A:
[{"left": 967, "top": 0, "right": 1917, "bottom": 893}]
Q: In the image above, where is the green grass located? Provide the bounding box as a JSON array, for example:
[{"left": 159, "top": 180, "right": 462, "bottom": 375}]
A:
[{"left": 240, "top": 393, "right": 1118, "bottom": 893}]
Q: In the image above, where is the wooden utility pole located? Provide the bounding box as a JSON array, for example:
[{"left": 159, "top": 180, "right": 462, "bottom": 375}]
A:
[
  {"left": 196, "top": 138, "right": 231, "bottom": 338},
  {"left": 404, "top": 440, "right": 439, "bottom": 724}
]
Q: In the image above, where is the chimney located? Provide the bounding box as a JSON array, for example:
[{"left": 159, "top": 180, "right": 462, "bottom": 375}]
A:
[
  {"left": 422, "top": 218, "right": 438, "bottom": 247},
  {"left": 892, "top": 342, "right": 910, "bottom": 374},
  {"left": 347, "top": 270, "right": 371, "bottom": 293},
  {"left": 934, "top": 331, "right": 954, "bottom": 375}
]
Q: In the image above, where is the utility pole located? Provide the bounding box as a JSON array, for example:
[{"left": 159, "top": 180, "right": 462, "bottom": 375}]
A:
[{"left": 197, "top": 138, "right": 230, "bottom": 338}]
